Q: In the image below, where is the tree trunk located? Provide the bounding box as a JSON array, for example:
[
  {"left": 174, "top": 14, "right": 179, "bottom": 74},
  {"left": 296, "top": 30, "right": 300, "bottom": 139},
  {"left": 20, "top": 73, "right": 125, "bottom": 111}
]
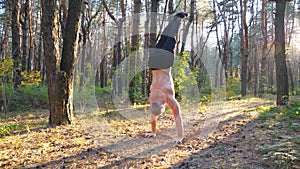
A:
[
  {"left": 143, "top": 0, "right": 151, "bottom": 97},
  {"left": 79, "top": 5, "right": 87, "bottom": 87},
  {"left": 129, "top": 0, "right": 142, "bottom": 103},
  {"left": 11, "top": 0, "right": 22, "bottom": 89},
  {"left": 180, "top": 0, "right": 194, "bottom": 53},
  {"left": 259, "top": 0, "right": 268, "bottom": 96},
  {"left": 103, "top": 0, "right": 125, "bottom": 96},
  {"left": 268, "top": 4, "right": 275, "bottom": 93},
  {"left": 274, "top": 0, "right": 289, "bottom": 106},
  {"left": 60, "top": 0, "right": 83, "bottom": 124},
  {"left": 100, "top": 8, "right": 107, "bottom": 87},
  {"left": 21, "top": 0, "right": 29, "bottom": 72},
  {"left": 168, "top": 0, "right": 174, "bottom": 14},
  {"left": 150, "top": 0, "right": 159, "bottom": 48},
  {"left": 41, "top": 0, "right": 63, "bottom": 125},
  {"left": 28, "top": 0, "right": 35, "bottom": 72},
  {"left": 131, "top": 0, "right": 141, "bottom": 51},
  {"left": 37, "top": 1, "right": 44, "bottom": 79},
  {"left": 286, "top": 0, "right": 296, "bottom": 95},
  {"left": 0, "top": 1, "right": 10, "bottom": 61},
  {"left": 253, "top": 43, "right": 258, "bottom": 96},
  {"left": 240, "top": 0, "right": 248, "bottom": 97},
  {"left": 41, "top": 0, "right": 83, "bottom": 125},
  {"left": 213, "top": 0, "right": 223, "bottom": 87}
]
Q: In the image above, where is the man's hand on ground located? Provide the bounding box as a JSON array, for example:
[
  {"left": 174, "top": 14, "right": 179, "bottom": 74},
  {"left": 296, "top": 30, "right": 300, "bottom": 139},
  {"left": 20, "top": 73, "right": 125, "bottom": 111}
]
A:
[
  {"left": 145, "top": 133, "right": 156, "bottom": 138},
  {"left": 172, "top": 137, "right": 183, "bottom": 144}
]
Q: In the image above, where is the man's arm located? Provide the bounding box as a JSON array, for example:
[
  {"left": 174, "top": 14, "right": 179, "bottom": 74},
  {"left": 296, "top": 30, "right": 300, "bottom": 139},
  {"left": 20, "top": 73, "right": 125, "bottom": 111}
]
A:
[
  {"left": 145, "top": 114, "right": 157, "bottom": 137},
  {"left": 166, "top": 95, "right": 184, "bottom": 142}
]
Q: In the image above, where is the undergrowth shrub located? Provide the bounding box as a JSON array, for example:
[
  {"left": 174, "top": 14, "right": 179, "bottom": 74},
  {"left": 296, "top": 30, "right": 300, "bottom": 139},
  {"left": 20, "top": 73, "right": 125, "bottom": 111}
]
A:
[
  {"left": 95, "top": 86, "right": 113, "bottom": 108},
  {"left": 0, "top": 84, "right": 48, "bottom": 112},
  {"left": 226, "top": 77, "right": 241, "bottom": 99}
]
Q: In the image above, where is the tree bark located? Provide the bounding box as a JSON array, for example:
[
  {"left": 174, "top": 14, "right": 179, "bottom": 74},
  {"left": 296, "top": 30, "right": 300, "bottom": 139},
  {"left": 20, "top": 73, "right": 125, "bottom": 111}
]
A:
[
  {"left": 41, "top": 0, "right": 83, "bottom": 125},
  {"left": 41, "top": 0, "right": 63, "bottom": 125},
  {"left": 286, "top": 0, "right": 296, "bottom": 95},
  {"left": 28, "top": 0, "right": 35, "bottom": 72},
  {"left": 11, "top": 0, "right": 22, "bottom": 89},
  {"left": 131, "top": 0, "right": 141, "bottom": 51},
  {"left": 180, "top": 0, "right": 195, "bottom": 54},
  {"left": 103, "top": 0, "right": 125, "bottom": 96},
  {"left": 60, "top": 0, "right": 83, "bottom": 124},
  {"left": 150, "top": 0, "right": 159, "bottom": 48},
  {"left": 259, "top": 0, "right": 268, "bottom": 96},
  {"left": 129, "top": 0, "right": 142, "bottom": 103},
  {"left": 274, "top": 0, "right": 289, "bottom": 106},
  {"left": 100, "top": 8, "right": 108, "bottom": 87},
  {"left": 21, "top": 0, "right": 29, "bottom": 72},
  {"left": 240, "top": 0, "right": 248, "bottom": 97},
  {"left": 0, "top": 1, "right": 10, "bottom": 61}
]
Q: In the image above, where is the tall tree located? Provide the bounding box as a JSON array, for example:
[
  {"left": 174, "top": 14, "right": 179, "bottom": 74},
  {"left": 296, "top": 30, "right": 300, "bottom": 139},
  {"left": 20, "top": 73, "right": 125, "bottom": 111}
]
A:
[
  {"left": 99, "top": 8, "right": 108, "bottom": 88},
  {"left": 131, "top": 0, "right": 142, "bottom": 51},
  {"left": 41, "top": 0, "right": 62, "bottom": 125},
  {"left": 286, "top": 0, "right": 296, "bottom": 95},
  {"left": 41, "top": 0, "right": 83, "bottom": 125},
  {"left": 129, "top": 0, "right": 142, "bottom": 103},
  {"left": 259, "top": 0, "right": 268, "bottom": 96},
  {"left": 21, "top": 0, "right": 29, "bottom": 71},
  {"left": 60, "top": 0, "right": 84, "bottom": 124},
  {"left": 180, "top": 0, "right": 195, "bottom": 53},
  {"left": 149, "top": 0, "right": 160, "bottom": 48},
  {"left": 103, "top": 0, "right": 126, "bottom": 95},
  {"left": 273, "top": 0, "right": 289, "bottom": 105},
  {"left": 240, "top": 0, "right": 249, "bottom": 97},
  {"left": 11, "top": 0, "right": 22, "bottom": 89},
  {"left": 0, "top": 1, "right": 11, "bottom": 61}
]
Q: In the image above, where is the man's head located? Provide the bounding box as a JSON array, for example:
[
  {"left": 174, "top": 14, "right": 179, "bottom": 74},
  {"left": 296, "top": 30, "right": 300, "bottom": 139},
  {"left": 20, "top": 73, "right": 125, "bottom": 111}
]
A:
[
  {"left": 150, "top": 101, "right": 166, "bottom": 116},
  {"left": 149, "top": 89, "right": 166, "bottom": 116}
]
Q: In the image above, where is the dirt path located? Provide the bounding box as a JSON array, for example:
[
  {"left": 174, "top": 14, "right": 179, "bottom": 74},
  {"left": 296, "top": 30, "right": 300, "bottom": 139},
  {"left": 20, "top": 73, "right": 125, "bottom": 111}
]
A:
[{"left": 1, "top": 98, "right": 299, "bottom": 168}]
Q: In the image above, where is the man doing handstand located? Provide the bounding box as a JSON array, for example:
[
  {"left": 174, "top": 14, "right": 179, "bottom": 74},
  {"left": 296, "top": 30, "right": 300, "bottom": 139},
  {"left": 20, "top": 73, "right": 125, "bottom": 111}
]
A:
[{"left": 145, "top": 12, "right": 188, "bottom": 143}]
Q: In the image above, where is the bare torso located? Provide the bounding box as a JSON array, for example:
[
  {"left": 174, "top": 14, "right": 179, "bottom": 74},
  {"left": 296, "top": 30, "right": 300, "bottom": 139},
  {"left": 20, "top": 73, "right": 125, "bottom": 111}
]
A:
[{"left": 150, "top": 68, "right": 174, "bottom": 97}]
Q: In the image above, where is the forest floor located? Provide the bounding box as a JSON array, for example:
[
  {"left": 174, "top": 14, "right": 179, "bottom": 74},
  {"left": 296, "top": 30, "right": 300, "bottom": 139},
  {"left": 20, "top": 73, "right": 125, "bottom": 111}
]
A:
[{"left": 0, "top": 97, "right": 300, "bottom": 169}]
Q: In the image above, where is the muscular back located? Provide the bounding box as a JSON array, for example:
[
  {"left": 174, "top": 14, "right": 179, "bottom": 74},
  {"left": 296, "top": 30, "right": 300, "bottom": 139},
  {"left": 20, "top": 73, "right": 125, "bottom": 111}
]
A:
[{"left": 150, "top": 68, "right": 175, "bottom": 97}]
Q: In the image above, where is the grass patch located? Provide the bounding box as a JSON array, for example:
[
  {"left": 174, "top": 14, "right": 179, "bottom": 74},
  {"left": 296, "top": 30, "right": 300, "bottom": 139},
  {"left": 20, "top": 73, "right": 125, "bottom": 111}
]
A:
[
  {"left": 255, "top": 100, "right": 300, "bottom": 167},
  {"left": 0, "top": 84, "right": 49, "bottom": 112},
  {"left": 0, "top": 110, "right": 48, "bottom": 137}
]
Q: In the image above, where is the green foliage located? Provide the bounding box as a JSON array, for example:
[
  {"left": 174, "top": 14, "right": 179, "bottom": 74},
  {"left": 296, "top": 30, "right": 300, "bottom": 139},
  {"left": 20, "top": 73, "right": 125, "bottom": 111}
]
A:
[
  {"left": 258, "top": 100, "right": 300, "bottom": 122},
  {"left": 257, "top": 100, "right": 300, "bottom": 166},
  {"left": 173, "top": 52, "right": 190, "bottom": 101},
  {"left": 0, "top": 58, "right": 14, "bottom": 78},
  {"left": 1, "top": 59, "right": 45, "bottom": 113},
  {"left": 0, "top": 123, "right": 23, "bottom": 136},
  {"left": 0, "top": 84, "right": 48, "bottom": 111},
  {"left": 295, "top": 86, "right": 300, "bottom": 95},
  {"left": 226, "top": 77, "right": 241, "bottom": 98},
  {"left": 95, "top": 86, "right": 113, "bottom": 109},
  {"left": 128, "top": 71, "right": 147, "bottom": 104},
  {"left": 264, "top": 86, "right": 276, "bottom": 94},
  {"left": 21, "top": 71, "right": 42, "bottom": 85},
  {"left": 173, "top": 52, "right": 212, "bottom": 102},
  {"left": 192, "top": 66, "right": 212, "bottom": 102},
  {"left": 74, "top": 63, "right": 98, "bottom": 110},
  {"left": 0, "top": 124, "right": 10, "bottom": 136}
]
